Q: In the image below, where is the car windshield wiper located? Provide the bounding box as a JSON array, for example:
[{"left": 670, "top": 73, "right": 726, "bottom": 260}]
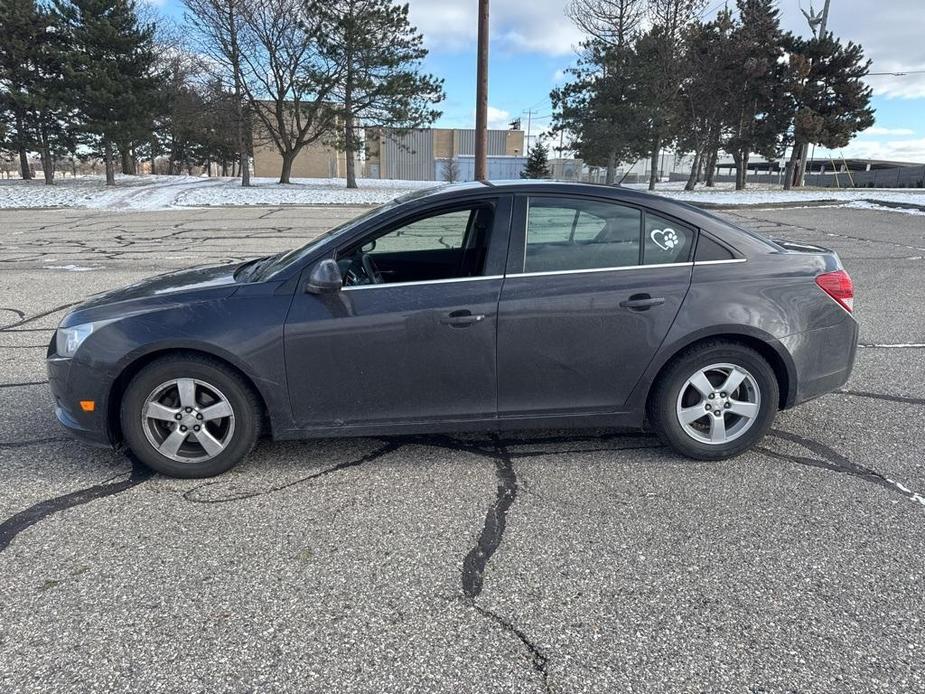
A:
[{"left": 235, "top": 254, "right": 281, "bottom": 282}]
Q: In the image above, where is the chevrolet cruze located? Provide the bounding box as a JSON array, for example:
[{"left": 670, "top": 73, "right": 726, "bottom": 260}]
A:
[{"left": 47, "top": 181, "right": 858, "bottom": 477}]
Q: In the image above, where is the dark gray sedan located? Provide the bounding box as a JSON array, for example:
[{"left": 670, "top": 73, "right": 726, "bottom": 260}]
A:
[{"left": 47, "top": 181, "right": 858, "bottom": 477}]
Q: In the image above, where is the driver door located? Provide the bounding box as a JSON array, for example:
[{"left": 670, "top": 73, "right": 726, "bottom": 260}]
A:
[{"left": 283, "top": 196, "right": 511, "bottom": 431}]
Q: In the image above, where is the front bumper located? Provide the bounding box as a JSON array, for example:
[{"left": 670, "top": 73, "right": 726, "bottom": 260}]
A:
[
  {"left": 780, "top": 315, "right": 859, "bottom": 407},
  {"left": 47, "top": 354, "right": 114, "bottom": 448}
]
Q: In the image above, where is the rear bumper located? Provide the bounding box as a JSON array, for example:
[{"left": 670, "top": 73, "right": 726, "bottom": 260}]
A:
[
  {"left": 47, "top": 355, "right": 114, "bottom": 447},
  {"left": 780, "top": 316, "right": 859, "bottom": 408}
]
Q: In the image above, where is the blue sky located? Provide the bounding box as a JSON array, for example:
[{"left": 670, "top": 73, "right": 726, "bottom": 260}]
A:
[{"left": 150, "top": 0, "right": 925, "bottom": 162}]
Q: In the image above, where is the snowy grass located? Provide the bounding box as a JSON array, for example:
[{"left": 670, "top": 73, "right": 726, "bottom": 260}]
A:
[{"left": 1, "top": 173, "right": 924, "bottom": 211}]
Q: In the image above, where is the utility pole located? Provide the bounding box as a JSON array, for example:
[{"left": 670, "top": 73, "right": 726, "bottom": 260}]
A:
[
  {"left": 801, "top": 0, "right": 831, "bottom": 38},
  {"left": 791, "top": 0, "right": 832, "bottom": 188},
  {"left": 474, "top": 0, "right": 490, "bottom": 182},
  {"left": 523, "top": 109, "right": 534, "bottom": 153}
]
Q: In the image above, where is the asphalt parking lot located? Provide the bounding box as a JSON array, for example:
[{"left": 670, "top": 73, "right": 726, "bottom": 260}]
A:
[{"left": 1, "top": 202, "right": 924, "bottom": 693}]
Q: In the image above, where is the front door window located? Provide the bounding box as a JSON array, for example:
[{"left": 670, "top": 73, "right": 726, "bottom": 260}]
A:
[{"left": 338, "top": 205, "right": 494, "bottom": 286}]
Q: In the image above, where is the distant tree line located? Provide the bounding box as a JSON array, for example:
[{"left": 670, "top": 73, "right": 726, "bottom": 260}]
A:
[
  {"left": 0, "top": 0, "right": 444, "bottom": 187},
  {"left": 552, "top": 0, "right": 875, "bottom": 190}
]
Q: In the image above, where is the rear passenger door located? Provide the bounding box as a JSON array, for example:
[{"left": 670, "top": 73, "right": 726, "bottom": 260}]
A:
[{"left": 497, "top": 195, "right": 694, "bottom": 418}]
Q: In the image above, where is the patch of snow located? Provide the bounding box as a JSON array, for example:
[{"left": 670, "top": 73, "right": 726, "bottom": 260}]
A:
[
  {"left": 1, "top": 174, "right": 924, "bottom": 211},
  {"left": 0, "top": 174, "right": 436, "bottom": 210},
  {"left": 45, "top": 264, "right": 98, "bottom": 272},
  {"left": 841, "top": 200, "right": 925, "bottom": 216},
  {"left": 176, "top": 177, "right": 439, "bottom": 208}
]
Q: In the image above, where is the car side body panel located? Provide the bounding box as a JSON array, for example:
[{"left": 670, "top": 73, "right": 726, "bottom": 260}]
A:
[{"left": 46, "top": 181, "right": 859, "bottom": 450}]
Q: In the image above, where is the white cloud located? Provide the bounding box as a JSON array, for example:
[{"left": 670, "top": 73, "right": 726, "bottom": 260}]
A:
[
  {"left": 863, "top": 126, "right": 916, "bottom": 136},
  {"left": 409, "top": 0, "right": 925, "bottom": 100},
  {"left": 820, "top": 137, "right": 925, "bottom": 163},
  {"left": 407, "top": 0, "right": 583, "bottom": 56},
  {"left": 486, "top": 106, "right": 512, "bottom": 129}
]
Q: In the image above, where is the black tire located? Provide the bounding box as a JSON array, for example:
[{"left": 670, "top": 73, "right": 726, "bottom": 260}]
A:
[
  {"left": 120, "top": 354, "right": 261, "bottom": 478},
  {"left": 647, "top": 340, "right": 779, "bottom": 460}
]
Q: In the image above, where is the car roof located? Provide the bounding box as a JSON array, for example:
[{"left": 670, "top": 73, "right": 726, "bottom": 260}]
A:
[
  {"left": 415, "top": 180, "right": 779, "bottom": 256},
  {"left": 411, "top": 180, "right": 731, "bottom": 230}
]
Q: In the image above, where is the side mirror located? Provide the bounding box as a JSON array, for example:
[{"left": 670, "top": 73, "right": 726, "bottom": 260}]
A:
[{"left": 305, "top": 259, "right": 343, "bottom": 294}]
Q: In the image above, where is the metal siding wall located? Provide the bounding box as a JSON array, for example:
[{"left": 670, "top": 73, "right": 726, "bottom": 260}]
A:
[
  {"left": 448, "top": 156, "right": 526, "bottom": 181},
  {"left": 382, "top": 130, "right": 435, "bottom": 181},
  {"left": 454, "top": 130, "right": 509, "bottom": 156}
]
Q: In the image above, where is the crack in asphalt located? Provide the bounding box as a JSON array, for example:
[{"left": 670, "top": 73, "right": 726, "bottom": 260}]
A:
[
  {"left": 725, "top": 211, "right": 925, "bottom": 255},
  {"left": 838, "top": 389, "right": 925, "bottom": 406},
  {"left": 182, "top": 440, "right": 401, "bottom": 503},
  {"left": 461, "top": 436, "right": 518, "bottom": 599},
  {"left": 0, "top": 458, "right": 153, "bottom": 554},
  {"left": 0, "top": 302, "right": 79, "bottom": 331},
  {"left": 0, "top": 380, "right": 48, "bottom": 388},
  {"left": 761, "top": 429, "right": 925, "bottom": 507},
  {"left": 469, "top": 601, "right": 551, "bottom": 693},
  {"left": 0, "top": 436, "right": 69, "bottom": 449}
]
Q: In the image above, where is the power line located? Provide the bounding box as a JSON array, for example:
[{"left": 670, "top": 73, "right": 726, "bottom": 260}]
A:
[{"left": 867, "top": 70, "right": 925, "bottom": 77}]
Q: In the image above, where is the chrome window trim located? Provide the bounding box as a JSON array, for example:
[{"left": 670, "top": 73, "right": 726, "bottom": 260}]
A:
[
  {"left": 692, "top": 258, "right": 748, "bottom": 266},
  {"left": 341, "top": 274, "right": 504, "bottom": 291},
  {"left": 509, "top": 261, "right": 694, "bottom": 278},
  {"left": 337, "top": 258, "right": 746, "bottom": 290}
]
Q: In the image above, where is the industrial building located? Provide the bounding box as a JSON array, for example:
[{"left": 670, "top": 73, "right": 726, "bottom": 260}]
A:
[{"left": 250, "top": 126, "right": 526, "bottom": 182}]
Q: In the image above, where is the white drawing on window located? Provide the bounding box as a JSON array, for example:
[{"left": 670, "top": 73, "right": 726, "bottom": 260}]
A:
[{"left": 650, "top": 228, "right": 679, "bottom": 252}]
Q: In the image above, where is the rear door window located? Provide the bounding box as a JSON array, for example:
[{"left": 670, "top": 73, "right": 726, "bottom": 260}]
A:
[{"left": 522, "top": 197, "right": 642, "bottom": 273}]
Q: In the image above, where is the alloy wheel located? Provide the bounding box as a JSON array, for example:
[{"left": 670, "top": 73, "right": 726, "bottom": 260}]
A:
[
  {"left": 141, "top": 378, "right": 236, "bottom": 463},
  {"left": 675, "top": 363, "right": 761, "bottom": 445}
]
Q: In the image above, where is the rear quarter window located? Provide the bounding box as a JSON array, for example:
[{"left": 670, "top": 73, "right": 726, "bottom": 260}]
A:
[
  {"left": 643, "top": 213, "right": 694, "bottom": 265},
  {"left": 694, "top": 234, "right": 736, "bottom": 261}
]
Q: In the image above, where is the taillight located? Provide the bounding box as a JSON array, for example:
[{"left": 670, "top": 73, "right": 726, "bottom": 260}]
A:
[{"left": 815, "top": 270, "right": 854, "bottom": 312}]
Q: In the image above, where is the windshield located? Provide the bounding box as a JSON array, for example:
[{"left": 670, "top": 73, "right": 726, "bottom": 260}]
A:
[{"left": 256, "top": 186, "right": 444, "bottom": 280}]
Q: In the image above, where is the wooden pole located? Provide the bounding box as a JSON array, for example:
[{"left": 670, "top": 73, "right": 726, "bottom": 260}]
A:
[{"left": 474, "top": 0, "right": 489, "bottom": 181}]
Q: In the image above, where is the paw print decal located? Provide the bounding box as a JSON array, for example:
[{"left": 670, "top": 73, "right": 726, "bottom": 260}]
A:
[{"left": 650, "top": 228, "right": 680, "bottom": 252}]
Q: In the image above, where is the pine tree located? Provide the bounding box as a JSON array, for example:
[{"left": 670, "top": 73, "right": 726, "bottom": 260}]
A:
[
  {"left": 640, "top": 0, "right": 705, "bottom": 190},
  {"left": 676, "top": 11, "right": 738, "bottom": 191},
  {"left": 783, "top": 33, "right": 875, "bottom": 188},
  {"left": 318, "top": 0, "right": 444, "bottom": 188},
  {"left": 552, "top": 1, "right": 647, "bottom": 184},
  {"left": 0, "top": 0, "right": 72, "bottom": 181},
  {"left": 54, "top": 0, "right": 164, "bottom": 185},
  {"left": 521, "top": 141, "right": 551, "bottom": 179},
  {"left": 722, "top": 0, "right": 791, "bottom": 190},
  {"left": 551, "top": 38, "right": 646, "bottom": 184}
]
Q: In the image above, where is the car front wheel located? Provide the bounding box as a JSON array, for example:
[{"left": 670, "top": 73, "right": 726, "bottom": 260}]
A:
[
  {"left": 648, "top": 341, "right": 779, "bottom": 460},
  {"left": 120, "top": 355, "right": 261, "bottom": 477}
]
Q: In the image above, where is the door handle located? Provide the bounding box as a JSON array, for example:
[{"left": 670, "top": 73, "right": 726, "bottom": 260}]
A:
[
  {"left": 620, "top": 294, "right": 666, "bottom": 311},
  {"left": 440, "top": 309, "right": 486, "bottom": 327}
]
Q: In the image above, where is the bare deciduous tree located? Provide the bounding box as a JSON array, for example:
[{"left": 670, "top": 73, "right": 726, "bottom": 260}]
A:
[
  {"left": 184, "top": 0, "right": 252, "bottom": 185},
  {"left": 566, "top": 0, "right": 645, "bottom": 47}
]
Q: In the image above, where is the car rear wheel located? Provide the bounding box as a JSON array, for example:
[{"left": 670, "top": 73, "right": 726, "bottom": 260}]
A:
[
  {"left": 648, "top": 341, "right": 778, "bottom": 460},
  {"left": 120, "top": 355, "right": 261, "bottom": 477}
]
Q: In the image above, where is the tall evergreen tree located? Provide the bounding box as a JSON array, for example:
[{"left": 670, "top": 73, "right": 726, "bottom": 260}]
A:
[
  {"left": 721, "top": 0, "right": 791, "bottom": 190},
  {"left": 551, "top": 0, "right": 646, "bottom": 184},
  {"left": 783, "top": 33, "right": 874, "bottom": 189},
  {"left": 317, "top": 0, "right": 444, "bottom": 189},
  {"left": 54, "top": 0, "right": 163, "bottom": 185},
  {"left": 640, "top": 0, "right": 705, "bottom": 190},
  {"left": 676, "top": 10, "right": 737, "bottom": 190},
  {"left": 521, "top": 140, "right": 551, "bottom": 179},
  {"left": 0, "top": 0, "right": 72, "bottom": 181}
]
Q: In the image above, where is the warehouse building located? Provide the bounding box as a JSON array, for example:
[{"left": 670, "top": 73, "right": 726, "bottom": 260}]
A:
[{"left": 250, "top": 126, "right": 526, "bottom": 182}]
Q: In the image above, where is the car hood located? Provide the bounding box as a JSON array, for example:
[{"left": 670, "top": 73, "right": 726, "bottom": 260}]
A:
[{"left": 61, "top": 262, "right": 241, "bottom": 326}]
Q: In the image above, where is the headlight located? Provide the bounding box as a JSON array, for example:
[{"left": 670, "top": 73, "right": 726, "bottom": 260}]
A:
[{"left": 55, "top": 320, "right": 113, "bottom": 357}]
